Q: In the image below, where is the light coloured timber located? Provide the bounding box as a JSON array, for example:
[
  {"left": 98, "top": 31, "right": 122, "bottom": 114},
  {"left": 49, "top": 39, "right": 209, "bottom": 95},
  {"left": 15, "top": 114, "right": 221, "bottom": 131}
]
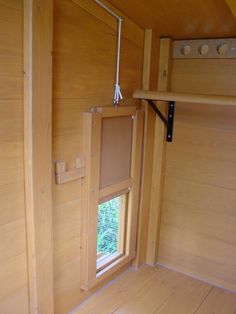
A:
[
  {"left": 99, "top": 179, "right": 132, "bottom": 202},
  {"left": 54, "top": 158, "right": 86, "bottom": 185},
  {"left": 55, "top": 161, "right": 66, "bottom": 174},
  {"left": 117, "top": 195, "right": 127, "bottom": 256},
  {"left": 146, "top": 38, "right": 172, "bottom": 265},
  {"left": 158, "top": 57, "right": 236, "bottom": 291},
  {"left": 81, "top": 112, "right": 102, "bottom": 290},
  {"left": 55, "top": 168, "right": 86, "bottom": 184},
  {"left": 133, "top": 90, "right": 236, "bottom": 106},
  {"left": 0, "top": 1, "right": 29, "bottom": 313},
  {"left": 94, "top": 106, "right": 137, "bottom": 118},
  {"left": 97, "top": 253, "right": 124, "bottom": 273},
  {"left": 126, "top": 109, "right": 144, "bottom": 259},
  {"left": 73, "top": 265, "right": 236, "bottom": 314},
  {"left": 133, "top": 29, "right": 158, "bottom": 267},
  {"left": 93, "top": 255, "right": 132, "bottom": 290},
  {"left": 23, "top": 0, "right": 54, "bottom": 313}
]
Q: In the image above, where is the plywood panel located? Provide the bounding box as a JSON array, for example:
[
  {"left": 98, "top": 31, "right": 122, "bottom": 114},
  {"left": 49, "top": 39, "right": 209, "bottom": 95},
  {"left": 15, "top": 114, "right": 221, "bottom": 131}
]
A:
[
  {"left": 52, "top": 0, "right": 144, "bottom": 312},
  {"left": 100, "top": 116, "right": 133, "bottom": 189},
  {"left": 158, "top": 57, "right": 236, "bottom": 292},
  {"left": 0, "top": 0, "right": 29, "bottom": 313}
]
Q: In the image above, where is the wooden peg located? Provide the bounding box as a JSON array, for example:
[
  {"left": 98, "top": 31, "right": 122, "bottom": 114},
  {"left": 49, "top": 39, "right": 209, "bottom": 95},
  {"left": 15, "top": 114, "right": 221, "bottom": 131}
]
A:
[
  {"left": 54, "top": 158, "right": 86, "bottom": 185},
  {"left": 55, "top": 161, "right": 66, "bottom": 174},
  {"left": 76, "top": 155, "right": 86, "bottom": 169}
]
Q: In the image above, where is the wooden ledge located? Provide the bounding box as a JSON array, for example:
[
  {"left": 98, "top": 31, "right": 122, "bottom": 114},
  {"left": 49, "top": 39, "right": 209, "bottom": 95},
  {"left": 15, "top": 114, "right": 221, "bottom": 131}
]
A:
[{"left": 133, "top": 90, "right": 236, "bottom": 106}]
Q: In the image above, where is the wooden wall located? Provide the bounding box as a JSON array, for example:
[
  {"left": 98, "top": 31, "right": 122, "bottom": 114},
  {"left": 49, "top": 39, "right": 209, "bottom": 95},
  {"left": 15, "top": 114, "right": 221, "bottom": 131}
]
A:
[
  {"left": 0, "top": 1, "right": 29, "bottom": 313},
  {"left": 52, "top": 1, "right": 144, "bottom": 313},
  {"left": 158, "top": 58, "right": 236, "bottom": 292}
]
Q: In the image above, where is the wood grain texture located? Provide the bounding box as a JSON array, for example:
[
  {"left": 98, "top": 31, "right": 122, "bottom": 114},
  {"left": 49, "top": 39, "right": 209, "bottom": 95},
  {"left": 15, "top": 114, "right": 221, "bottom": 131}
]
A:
[
  {"left": 108, "top": 0, "right": 236, "bottom": 39},
  {"left": 133, "top": 30, "right": 159, "bottom": 267},
  {"left": 52, "top": 0, "right": 144, "bottom": 312},
  {"left": 146, "top": 38, "right": 172, "bottom": 265},
  {"left": 81, "top": 112, "right": 101, "bottom": 290},
  {"left": 126, "top": 110, "right": 144, "bottom": 259},
  {"left": 0, "top": 1, "right": 29, "bottom": 313},
  {"left": 24, "top": 0, "right": 54, "bottom": 312},
  {"left": 158, "top": 58, "right": 236, "bottom": 292},
  {"left": 72, "top": 265, "right": 236, "bottom": 314},
  {"left": 133, "top": 90, "right": 236, "bottom": 106}
]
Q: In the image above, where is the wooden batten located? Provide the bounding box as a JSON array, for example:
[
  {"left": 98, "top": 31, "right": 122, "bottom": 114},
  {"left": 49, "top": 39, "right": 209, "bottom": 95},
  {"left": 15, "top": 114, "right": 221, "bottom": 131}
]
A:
[
  {"left": 23, "top": 0, "right": 54, "bottom": 313},
  {"left": 99, "top": 179, "right": 132, "bottom": 202},
  {"left": 132, "top": 29, "right": 158, "bottom": 267},
  {"left": 125, "top": 110, "right": 144, "bottom": 259},
  {"left": 81, "top": 112, "right": 102, "bottom": 290},
  {"left": 133, "top": 90, "right": 236, "bottom": 106},
  {"left": 94, "top": 106, "right": 137, "bottom": 118},
  {"left": 146, "top": 38, "right": 173, "bottom": 265}
]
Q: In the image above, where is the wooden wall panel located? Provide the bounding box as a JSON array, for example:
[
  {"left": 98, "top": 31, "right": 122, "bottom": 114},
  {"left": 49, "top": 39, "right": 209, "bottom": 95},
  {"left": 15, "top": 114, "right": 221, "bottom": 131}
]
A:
[
  {"left": 0, "top": 1, "right": 29, "bottom": 313},
  {"left": 158, "top": 58, "right": 236, "bottom": 292},
  {"left": 52, "top": 1, "right": 144, "bottom": 313}
]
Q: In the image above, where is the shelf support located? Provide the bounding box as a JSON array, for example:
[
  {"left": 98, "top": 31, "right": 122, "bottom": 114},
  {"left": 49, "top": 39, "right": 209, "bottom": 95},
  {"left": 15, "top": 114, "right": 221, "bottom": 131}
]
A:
[{"left": 146, "top": 100, "right": 175, "bottom": 142}]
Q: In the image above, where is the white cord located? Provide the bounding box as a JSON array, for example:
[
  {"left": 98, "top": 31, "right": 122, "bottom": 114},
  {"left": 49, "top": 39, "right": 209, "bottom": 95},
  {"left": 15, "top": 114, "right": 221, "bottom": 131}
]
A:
[
  {"left": 94, "top": 0, "right": 122, "bottom": 20},
  {"left": 94, "top": 0, "right": 123, "bottom": 106},
  {"left": 114, "top": 19, "right": 123, "bottom": 106}
]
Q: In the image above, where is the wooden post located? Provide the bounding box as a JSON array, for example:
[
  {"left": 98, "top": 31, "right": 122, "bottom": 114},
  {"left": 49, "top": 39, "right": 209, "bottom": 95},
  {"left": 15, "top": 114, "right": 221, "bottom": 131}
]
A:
[
  {"left": 24, "top": 0, "right": 54, "bottom": 313},
  {"left": 146, "top": 38, "right": 172, "bottom": 265},
  {"left": 126, "top": 110, "right": 144, "bottom": 259},
  {"left": 81, "top": 112, "right": 102, "bottom": 290},
  {"left": 133, "top": 29, "right": 159, "bottom": 267}
]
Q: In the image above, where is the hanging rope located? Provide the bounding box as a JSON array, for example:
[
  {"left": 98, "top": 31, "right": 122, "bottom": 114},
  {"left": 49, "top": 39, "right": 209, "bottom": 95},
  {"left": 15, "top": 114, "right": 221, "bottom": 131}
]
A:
[
  {"left": 114, "top": 18, "right": 123, "bottom": 106},
  {"left": 94, "top": 0, "right": 123, "bottom": 106}
]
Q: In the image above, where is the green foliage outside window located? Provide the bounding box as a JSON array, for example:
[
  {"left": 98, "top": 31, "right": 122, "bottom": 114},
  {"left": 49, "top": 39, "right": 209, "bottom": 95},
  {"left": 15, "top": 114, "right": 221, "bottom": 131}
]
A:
[{"left": 97, "top": 196, "right": 121, "bottom": 256}]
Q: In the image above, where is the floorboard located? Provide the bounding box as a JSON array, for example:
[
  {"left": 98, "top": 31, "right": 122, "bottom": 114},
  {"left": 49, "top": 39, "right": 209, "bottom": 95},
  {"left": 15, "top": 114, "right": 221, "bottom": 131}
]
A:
[{"left": 72, "top": 265, "right": 236, "bottom": 314}]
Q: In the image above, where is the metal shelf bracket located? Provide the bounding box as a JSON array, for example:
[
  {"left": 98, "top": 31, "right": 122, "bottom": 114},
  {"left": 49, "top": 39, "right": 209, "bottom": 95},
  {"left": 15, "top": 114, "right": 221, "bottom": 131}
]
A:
[{"left": 146, "top": 99, "right": 175, "bottom": 142}]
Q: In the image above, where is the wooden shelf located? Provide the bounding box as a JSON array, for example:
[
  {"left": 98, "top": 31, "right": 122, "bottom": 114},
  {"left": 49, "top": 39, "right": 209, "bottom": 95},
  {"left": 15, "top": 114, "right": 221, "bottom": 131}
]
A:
[{"left": 133, "top": 90, "right": 236, "bottom": 106}]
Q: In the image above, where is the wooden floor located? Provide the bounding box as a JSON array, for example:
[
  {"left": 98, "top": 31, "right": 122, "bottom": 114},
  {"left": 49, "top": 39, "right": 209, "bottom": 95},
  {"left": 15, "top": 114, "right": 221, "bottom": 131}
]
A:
[{"left": 72, "top": 265, "right": 236, "bottom": 314}]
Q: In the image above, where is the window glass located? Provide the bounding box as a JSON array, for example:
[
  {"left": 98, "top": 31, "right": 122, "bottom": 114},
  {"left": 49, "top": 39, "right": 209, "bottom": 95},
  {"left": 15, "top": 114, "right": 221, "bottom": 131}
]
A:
[{"left": 97, "top": 195, "right": 126, "bottom": 271}]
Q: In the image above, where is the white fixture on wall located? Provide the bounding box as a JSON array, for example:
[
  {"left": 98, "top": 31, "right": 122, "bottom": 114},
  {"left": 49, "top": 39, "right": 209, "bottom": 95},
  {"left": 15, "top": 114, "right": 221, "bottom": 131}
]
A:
[{"left": 173, "top": 38, "right": 236, "bottom": 59}]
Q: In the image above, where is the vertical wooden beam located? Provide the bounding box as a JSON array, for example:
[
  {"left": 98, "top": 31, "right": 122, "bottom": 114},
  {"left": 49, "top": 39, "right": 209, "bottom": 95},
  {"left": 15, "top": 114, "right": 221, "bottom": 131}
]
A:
[
  {"left": 24, "top": 0, "right": 54, "bottom": 313},
  {"left": 133, "top": 30, "right": 159, "bottom": 267},
  {"left": 81, "top": 112, "right": 102, "bottom": 290},
  {"left": 146, "top": 38, "right": 172, "bottom": 265},
  {"left": 126, "top": 110, "right": 144, "bottom": 260}
]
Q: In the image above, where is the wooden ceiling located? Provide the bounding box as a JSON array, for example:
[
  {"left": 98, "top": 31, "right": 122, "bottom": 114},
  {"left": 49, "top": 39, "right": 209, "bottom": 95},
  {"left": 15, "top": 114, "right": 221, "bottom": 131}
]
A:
[{"left": 108, "top": 0, "right": 236, "bottom": 39}]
